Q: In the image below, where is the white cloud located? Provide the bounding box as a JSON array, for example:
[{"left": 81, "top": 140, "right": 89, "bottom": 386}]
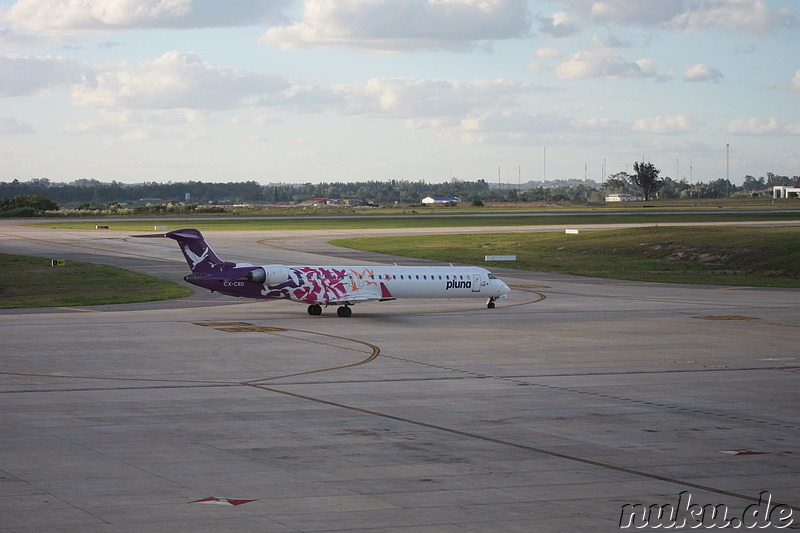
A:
[
  {"left": 459, "top": 110, "right": 574, "bottom": 135},
  {"left": 671, "top": 0, "right": 796, "bottom": 35},
  {"left": 97, "top": 108, "right": 140, "bottom": 124},
  {"left": 538, "top": 10, "right": 580, "bottom": 37},
  {"left": 683, "top": 63, "right": 722, "bottom": 82},
  {"left": 634, "top": 58, "right": 657, "bottom": 77},
  {"left": 766, "top": 69, "right": 800, "bottom": 92},
  {"left": 632, "top": 114, "right": 696, "bottom": 134},
  {"left": 554, "top": 48, "right": 657, "bottom": 80},
  {"left": 2, "top": 0, "right": 290, "bottom": 30},
  {"left": 331, "top": 77, "right": 544, "bottom": 119},
  {"left": 0, "top": 54, "right": 85, "bottom": 96},
  {"left": 71, "top": 50, "right": 289, "bottom": 110},
  {"left": 0, "top": 115, "right": 35, "bottom": 134},
  {"left": 62, "top": 120, "right": 119, "bottom": 136},
  {"left": 536, "top": 47, "right": 561, "bottom": 59},
  {"left": 404, "top": 117, "right": 460, "bottom": 130},
  {"left": 552, "top": 0, "right": 796, "bottom": 35},
  {"left": 408, "top": 109, "right": 580, "bottom": 146},
  {"left": 728, "top": 117, "right": 800, "bottom": 136},
  {"left": 3, "top": 52, "right": 551, "bottom": 123},
  {"left": 575, "top": 116, "right": 617, "bottom": 130},
  {"left": 0, "top": 23, "right": 48, "bottom": 46},
  {"left": 584, "top": 0, "right": 685, "bottom": 26},
  {"left": 786, "top": 122, "right": 800, "bottom": 136},
  {"left": 258, "top": 84, "right": 343, "bottom": 113},
  {"left": 261, "top": 0, "right": 531, "bottom": 52},
  {"left": 790, "top": 70, "right": 800, "bottom": 92},
  {"left": 151, "top": 108, "right": 209, "bottom": 124},
  {"left": 592, "top": 32, "right": 633, "bottom": 48}
]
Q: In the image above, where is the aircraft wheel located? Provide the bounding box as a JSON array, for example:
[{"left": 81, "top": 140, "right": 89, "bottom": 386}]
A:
[
  {"left": 308, "top": 304, "right": 322, "bottom": 316},
  {"left": 487, "top": 300, "right": 496, "bottom": 309},
  {"left": 337, "top": 306, "right": 352, "bottom": 317}
]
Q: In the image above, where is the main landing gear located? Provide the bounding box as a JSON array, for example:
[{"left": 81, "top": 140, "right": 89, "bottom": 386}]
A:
[{"left": 307, "top": 304, "right": 352, "bottom": 317}]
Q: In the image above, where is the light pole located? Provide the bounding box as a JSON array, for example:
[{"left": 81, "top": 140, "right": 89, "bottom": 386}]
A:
[{"left": 726, "top": 143, "right": 730, "bottom": 198}]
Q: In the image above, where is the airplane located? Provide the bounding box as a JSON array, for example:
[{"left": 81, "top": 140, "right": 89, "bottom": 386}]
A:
[{"left": 138, "top": 228, "right": 510, "bottom": 317}]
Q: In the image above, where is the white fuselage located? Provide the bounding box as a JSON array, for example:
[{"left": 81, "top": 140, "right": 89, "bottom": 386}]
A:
[
  {"left": 292, "top": 265, "right": 509, "bottom": 299},
  {"left": 163, "top": 228, "right": 511, "bottom": 316}
]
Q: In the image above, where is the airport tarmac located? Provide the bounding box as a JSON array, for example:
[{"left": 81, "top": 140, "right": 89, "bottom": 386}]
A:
[{"left": 1, "top": 222, "right": 799, "bottom": 531}]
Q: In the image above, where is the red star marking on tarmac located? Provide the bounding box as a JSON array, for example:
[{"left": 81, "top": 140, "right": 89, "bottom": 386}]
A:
[
  {"left": 190, "top": 497, "right": 256, "bottom": 506},
  {"left": 719, "top": 449, "right": 767, "bottom": 455}
]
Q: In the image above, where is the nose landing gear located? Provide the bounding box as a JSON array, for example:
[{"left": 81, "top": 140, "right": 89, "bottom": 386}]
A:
[{"left": 487, "top": 297, "right": 497, "bottom": 309}]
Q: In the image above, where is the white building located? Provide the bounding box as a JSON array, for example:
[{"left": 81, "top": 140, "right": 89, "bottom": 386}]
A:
[
  {"left": 605, "top": 193, "right": 642, "bottom": 202},
  {"left": 422, "top": 196, "right": 462, "bottom": 204},
  {"left": 773, "top": 186, "right": 800, "bottom": 198}
]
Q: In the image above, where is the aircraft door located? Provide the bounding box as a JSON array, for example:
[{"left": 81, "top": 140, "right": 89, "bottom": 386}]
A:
[{"left": 472, "top": 273, "right": 481, "bottom": 292}]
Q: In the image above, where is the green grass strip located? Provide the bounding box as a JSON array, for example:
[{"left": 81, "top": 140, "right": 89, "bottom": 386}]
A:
[
  {"left": 0, "top": 253, "right": 191, "bottom": 308},
  {"left": 332, "top": 226, "right": 800, "bottom": 288},
  {"left": 28, "top": 211, "right": 800, "bottom": 232}
]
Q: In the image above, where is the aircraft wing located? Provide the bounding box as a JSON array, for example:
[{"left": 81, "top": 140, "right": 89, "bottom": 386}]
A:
[{"left": 327, "top": 282, "right": 395, "bottom": 304}]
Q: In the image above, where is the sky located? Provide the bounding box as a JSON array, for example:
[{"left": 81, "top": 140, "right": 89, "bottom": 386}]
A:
[{"left": 0, "top": 0, "right": 798, "bottom": 186}]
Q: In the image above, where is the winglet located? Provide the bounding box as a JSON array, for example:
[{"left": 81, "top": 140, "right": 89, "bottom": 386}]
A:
[{"left": 379, "top": 282, "right": 395, "bottom": 301}]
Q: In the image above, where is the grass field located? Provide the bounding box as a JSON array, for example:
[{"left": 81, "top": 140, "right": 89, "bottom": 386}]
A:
[
  {"left": 0, "top": 253, "right": 191, "bottom": 308},
  {"left": 44, "top": 197, "right": 800, "bottom": 218},
  {"left": 29, "top": 210, "right": 800, "bottom": 232},
  {"left": 332, "top": 225, "right": 800, "bottom": 288}
]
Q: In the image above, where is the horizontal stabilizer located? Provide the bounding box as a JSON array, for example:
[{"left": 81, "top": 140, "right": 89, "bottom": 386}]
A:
[{"left": 166, "top": 229, "right": 203, "bottom": 240}]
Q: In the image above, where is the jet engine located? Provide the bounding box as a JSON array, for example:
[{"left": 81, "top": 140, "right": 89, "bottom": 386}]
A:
[{"left": 245, "top": 265, "right": 290, "bottom": 286}]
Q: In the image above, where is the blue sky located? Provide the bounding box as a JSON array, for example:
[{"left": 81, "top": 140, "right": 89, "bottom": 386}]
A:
[{"left": 0, "top": 0, "right": 797, "bottom": 185}]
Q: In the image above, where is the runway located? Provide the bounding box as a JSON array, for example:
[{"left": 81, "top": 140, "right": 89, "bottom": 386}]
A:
[{"left": 1, "top": 223, "right": 798, "bottom": 531}]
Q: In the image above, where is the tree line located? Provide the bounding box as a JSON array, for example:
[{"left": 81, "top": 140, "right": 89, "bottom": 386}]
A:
[{"left": 1, "top": 168, "right": 798, "bottom": 213}]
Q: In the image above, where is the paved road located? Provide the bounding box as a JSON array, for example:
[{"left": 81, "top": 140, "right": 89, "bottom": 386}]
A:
[{"left": 1, "top": 222, "right": 798, "bottom": 531}]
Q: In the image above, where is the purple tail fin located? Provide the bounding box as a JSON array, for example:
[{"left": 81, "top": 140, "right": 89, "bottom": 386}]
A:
[{"left": 166, "top": 229, "right": 227, "bottom": 273}]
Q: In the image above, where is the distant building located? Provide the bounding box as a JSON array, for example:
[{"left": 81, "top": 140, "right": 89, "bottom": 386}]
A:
[
  {"left": 422, "top": 196, "right": 462, "bottom": 204},
  {"left": 137, "top": 197, "right": 165, "bottom": 205},
  {"left": 605, "top": 193, "right": 642, "bottom": 202},
  {"left": 773, "top": 186, "right": 800, "bottom": 198}
]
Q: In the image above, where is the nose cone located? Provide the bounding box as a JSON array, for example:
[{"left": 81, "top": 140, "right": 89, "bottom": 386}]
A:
[
  {"left": 499, "top": 280, "right": 510, "bottom": 295},
  {"left": 489, "top": 279, "right": 510, "bottom": 297}
]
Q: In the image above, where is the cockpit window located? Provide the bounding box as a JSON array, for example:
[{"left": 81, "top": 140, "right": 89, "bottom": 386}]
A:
[{"left": 487, "top": 273, "right": 497, "bottom": 279}]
